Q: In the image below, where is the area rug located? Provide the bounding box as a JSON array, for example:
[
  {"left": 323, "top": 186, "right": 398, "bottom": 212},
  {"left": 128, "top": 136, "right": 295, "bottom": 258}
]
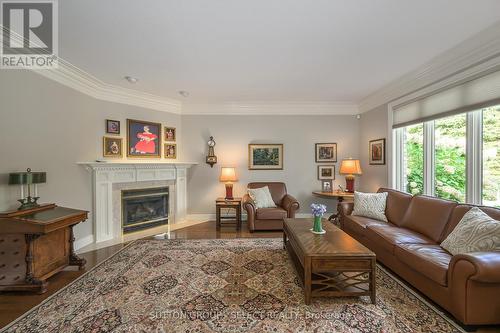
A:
[{"left": 3, "top": 238, "right": 464, "bottom": 333}]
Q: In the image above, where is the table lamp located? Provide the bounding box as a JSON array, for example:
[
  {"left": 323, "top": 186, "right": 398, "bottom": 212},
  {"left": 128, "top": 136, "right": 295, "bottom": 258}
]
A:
[
  {"left": 9, "top": 168, "right": 47, "bottom": 210},
  {"left": 339, "top": 159, "right": 362, "bottom": 193},
  {"left": 219, "top": 167, "right": 237, "bottom": 200}
]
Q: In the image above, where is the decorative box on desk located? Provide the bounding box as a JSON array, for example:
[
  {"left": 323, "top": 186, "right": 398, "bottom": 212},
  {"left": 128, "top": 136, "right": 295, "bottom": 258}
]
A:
[{"left": 0, "top": 204, "right": 88, "bottom": 294}]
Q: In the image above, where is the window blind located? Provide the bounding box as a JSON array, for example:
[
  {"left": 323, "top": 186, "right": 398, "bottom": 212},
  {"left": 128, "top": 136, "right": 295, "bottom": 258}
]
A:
[{"left": 392, "top": 69, "right": 500, "bottom": 128}]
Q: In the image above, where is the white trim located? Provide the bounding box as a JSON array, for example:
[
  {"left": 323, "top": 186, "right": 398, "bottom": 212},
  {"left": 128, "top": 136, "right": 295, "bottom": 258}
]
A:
[
  {"left": 466, "top": 111, "right": 483, "bottom": 204},
  {"left": 423, "top": 122, "right": 435, "bottom": 196},
  {"left": 361, "top": 21, "right": 500, "bottom": 113},
  {"left": 74, "top": 234, "right": 94, "bottom": 252},
  {"left": 181, "top": 102, "right": 359, "bottom": 116}
]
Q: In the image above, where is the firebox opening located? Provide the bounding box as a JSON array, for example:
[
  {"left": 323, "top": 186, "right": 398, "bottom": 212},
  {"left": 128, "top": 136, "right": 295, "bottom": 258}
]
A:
[{"left": 121, "top": 187, "right": 169, "bottom": 234}]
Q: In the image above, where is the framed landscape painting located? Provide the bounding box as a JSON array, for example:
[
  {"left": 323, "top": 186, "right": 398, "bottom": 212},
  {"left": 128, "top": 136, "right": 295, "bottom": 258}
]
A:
[
  {"left": 127, "top": 119, "right": 161, "bottom": 158},
  {"left": 248, "top": 144, "right": 283, "bottom": 170},
  {"left": 369, "top": 138, "right": 386, "bottom": 165},
  {"left": 315, "top": 143, "right": 337, "bottom": 162}
]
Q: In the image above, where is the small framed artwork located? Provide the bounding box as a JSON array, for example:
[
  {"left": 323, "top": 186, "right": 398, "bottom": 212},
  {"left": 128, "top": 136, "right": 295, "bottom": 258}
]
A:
[
  {"left": 106, "top": 119, "right": 120, "bottom": 135},
  {"left": 318, "top": 165, "right": 335, "bottom": 180},
  {"left": 164, "top": 143, "right": 177, "bottom": 159},
  {"left": 322, "top": 180, "right": 333, "bottom": 192},
  {"left": 103, "top": 137, "right": 123, "bottom": 158},
  {"left": 248, "top": 144, "right": 283, "bottom": 170},
  {"left": 127, "top": 119, "right": 161, "bottom": 158},
  {"left": 369, "top": 138, "right": 386, "bottom": 165},
  {"left": 164, "top": 127, "right": 176, "bottom": 142},
  {"left": 315, "top": 143, "right": 337, "bottom": 163}
]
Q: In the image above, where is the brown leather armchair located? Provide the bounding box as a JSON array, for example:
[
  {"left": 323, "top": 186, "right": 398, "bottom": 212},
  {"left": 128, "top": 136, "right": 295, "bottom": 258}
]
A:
[{"left": 243, "top": 182, "right": 299, "bottom": 232}]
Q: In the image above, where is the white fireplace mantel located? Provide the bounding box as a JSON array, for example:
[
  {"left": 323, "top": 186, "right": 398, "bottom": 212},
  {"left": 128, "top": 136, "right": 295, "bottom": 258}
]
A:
[{"left": 78, "top": 161, "right": 197, "bottom": 244}]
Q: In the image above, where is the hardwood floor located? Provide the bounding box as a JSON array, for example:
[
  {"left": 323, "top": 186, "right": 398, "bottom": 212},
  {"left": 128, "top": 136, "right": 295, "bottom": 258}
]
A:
[{"left": 0, "top": 221, "right": 498, "bottom": 332}]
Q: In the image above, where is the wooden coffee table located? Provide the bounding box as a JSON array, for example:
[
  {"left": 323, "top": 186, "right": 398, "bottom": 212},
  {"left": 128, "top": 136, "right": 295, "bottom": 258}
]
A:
[{"left": 283, "top": 218, "right": 376, "bottom": 305}]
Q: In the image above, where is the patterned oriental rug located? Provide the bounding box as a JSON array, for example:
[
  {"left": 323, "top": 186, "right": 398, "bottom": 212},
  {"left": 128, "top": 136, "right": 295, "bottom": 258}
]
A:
[{"left": 3, "top": 238, "right": 464, "bottom": 333}]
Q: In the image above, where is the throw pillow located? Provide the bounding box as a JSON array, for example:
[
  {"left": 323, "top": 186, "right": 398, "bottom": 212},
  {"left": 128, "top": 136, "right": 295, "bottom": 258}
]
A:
[
  {"left": 248, "top": 186, "right": 276, "bottom": 209},
  {"left": 441, "top": 207, "right": 500, "bottom": 255},
  {"left": 352, "top": 191, "right": 388, "bottom": 222}
]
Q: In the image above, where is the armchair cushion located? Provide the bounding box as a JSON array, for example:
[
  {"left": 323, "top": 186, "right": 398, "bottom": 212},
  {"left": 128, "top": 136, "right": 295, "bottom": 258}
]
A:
[{"left": 256, "top": 207, "right": 287, "bottom": 220}]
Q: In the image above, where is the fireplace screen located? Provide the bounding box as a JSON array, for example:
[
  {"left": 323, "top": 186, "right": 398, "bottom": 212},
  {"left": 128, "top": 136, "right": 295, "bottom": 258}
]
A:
[{"left": 122, "top": 187, "right": 169, "bottom": 234}]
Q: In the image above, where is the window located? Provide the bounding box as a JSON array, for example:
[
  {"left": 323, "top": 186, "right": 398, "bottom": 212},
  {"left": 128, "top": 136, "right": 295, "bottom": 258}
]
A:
[
  {"left": 434, "top": 114, "right": 466, "bottom": 202},
  {"left": 394, "top": 103, "right": 500, "bottom": 206},
  {"left": 482, "top": 106, "right": 500, "bottom": 207},
  {"left": 403, "top": 123, "right": 424, "bottom": 195}
]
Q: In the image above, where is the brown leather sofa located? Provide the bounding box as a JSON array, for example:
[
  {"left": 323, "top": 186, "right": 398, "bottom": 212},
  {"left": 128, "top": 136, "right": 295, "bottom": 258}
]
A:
[
  {"left": 243, "top": 182, "right": 299, "bottom": 232},
  {"left": 339, "top": 188, "right": 500, "bottom": 326}
]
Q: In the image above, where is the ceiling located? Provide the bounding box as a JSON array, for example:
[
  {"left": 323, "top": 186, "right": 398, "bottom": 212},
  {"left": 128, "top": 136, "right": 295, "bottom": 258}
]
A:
[{"left": 59, "top": 0, "right": 500, "bottom": 105}]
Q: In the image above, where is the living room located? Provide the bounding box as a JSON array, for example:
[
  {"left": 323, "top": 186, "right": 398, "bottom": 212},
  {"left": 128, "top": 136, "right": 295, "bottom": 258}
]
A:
[{"left": 0, "top": 1, "right": 499, "bottom": 332}]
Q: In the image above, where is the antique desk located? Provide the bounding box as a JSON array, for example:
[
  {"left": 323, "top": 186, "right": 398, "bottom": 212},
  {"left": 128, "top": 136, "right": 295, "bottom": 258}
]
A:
[
  {"left": 0, "top": 204, "right": 88, "bottom": 294},
  {"left": 283, "top": 218, "right": 376, "bottom": 305},
  {"left": 312, "top": 190, "right": 354, "bottom": 223},
  {"left": 215, "top": 198, "right": 242, "bottom": 231}
]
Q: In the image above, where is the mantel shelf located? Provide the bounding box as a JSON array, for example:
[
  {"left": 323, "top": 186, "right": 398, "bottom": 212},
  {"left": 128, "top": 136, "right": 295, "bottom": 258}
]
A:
[{"left": 77, "top": 161, "right": 198, "bottom": 171}]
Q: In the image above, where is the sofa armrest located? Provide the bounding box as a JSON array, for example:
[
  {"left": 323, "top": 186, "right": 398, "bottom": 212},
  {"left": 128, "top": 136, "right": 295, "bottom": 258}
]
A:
[
  {"left": 281, "top": 194, "right": 300, "bottom": 217},
  {"left": 242, "top": 194, "right": 256, "bottom": 231},
  {"left": 339, "top": 201, "right": 354, "bottom": 217},
  {"left": 450, "top": 252, "right": 500, "bottom": 283}
]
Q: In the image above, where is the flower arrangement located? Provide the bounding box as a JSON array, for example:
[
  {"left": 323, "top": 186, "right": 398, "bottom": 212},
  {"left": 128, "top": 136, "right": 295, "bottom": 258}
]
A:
[
  {"left": 310, "top": 203, "right": 327, "bottom": 234},
  {"left": 310, "top": 203, "right": 327, "bottom": 217}
]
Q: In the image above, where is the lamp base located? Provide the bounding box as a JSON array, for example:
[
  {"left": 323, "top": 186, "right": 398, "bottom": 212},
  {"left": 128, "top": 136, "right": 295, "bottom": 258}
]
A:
[
  {"left": 17, "top": 196, "right": 40, "bottom": 211},
  {"left": 345, "top": 177, "right": 355, "bottom": 193},
  {"left": 225, "top": 183, "right": 234, "bottom": 200}
]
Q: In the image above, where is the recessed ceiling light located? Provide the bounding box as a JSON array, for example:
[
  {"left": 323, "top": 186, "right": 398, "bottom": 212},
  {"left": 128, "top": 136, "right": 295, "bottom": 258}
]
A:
[
  {"left": 124, "top": 76, "right": 139, "bottom": 84},
  {"left": 178, "top": 90, "right": 190, "bottom": 98}
]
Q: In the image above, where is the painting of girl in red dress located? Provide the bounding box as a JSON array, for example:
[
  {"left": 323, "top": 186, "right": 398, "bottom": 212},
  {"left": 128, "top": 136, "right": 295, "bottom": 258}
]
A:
[{"left": 127, "top": 119, "right": 161, "bottom": 157}]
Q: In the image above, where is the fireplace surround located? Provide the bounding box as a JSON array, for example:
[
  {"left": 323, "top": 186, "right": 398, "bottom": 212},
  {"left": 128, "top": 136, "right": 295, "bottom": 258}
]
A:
[{"left": 79, "top": 162, "right": 196, "bottom": 246}]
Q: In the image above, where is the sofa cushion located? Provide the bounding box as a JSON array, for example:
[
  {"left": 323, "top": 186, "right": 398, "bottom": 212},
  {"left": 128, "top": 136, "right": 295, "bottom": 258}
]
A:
[
  {"left": 401, "top": 195, "right": 457, "bottom": 242},
  {"left": 256, "top": 207, "right": 287, "bottom": 220},
  {"left": 442, "top": 204, "right": 500, "bottom": 241},
  {"left": 343, "top": 215, "right": 387, "bottom": 236},
  {"left": 352, "top": 191, "right": 388, "bottom": 222},
  {"left": 377, "top": 188, "right": 413, "bottom": 226},
  {"left": 365, "top": 224, "right": 434, "bottom": 254},
  {"left": 441, "top": 207, "right": 500, "bottom": 255},
  {"left": 395, "top": 244, "right": 452, "bottom": 286}
]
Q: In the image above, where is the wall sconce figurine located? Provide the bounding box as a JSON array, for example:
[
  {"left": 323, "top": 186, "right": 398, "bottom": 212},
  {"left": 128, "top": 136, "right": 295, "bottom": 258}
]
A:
[{"left": 206, "top": 136, "right": 217, "bottom": 167}]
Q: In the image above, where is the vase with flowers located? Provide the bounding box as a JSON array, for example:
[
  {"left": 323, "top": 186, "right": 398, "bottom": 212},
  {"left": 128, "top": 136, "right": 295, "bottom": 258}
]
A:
[{"left": 310, "top": 203, "right": 327, "bottom": 234}]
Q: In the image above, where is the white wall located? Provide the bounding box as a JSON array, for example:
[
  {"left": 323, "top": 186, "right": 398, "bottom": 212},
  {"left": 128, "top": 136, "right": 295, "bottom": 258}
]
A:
[
  {"left": 181, "top": 114, "right": 360, "bottom": 215},
  {"left": 358, "top": 104, "right": 389, "bottom": 192},
  {"left": 0, "top": 70, "right": 181, "bottom": 243}
]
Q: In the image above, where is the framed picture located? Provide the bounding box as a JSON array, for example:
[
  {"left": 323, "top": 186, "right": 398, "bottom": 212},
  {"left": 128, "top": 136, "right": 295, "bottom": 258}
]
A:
[
  {"left": 318, "top": 165, "right": 335, "bottom": 180},
  {"left": 248, "top": 144, "right": 283, "bottom": 170},
  {"left": 315, "top": 143, "right": 337, "bottom": 163},
  {"left": 106, "top": 119, "right": 120, "bottom": 134},
  {"left": 369, "top": 138, "right": 386, "bottom": 165},
  {"left": 164, "top": 127, "right": 176, "bottom": 142},
  {"left": 103, "top": 137, "right": 123, "bottom": 158},
  {"left": 127, "top": 119, "right": 161, "bottom": 158},
  {"left": 164, "top": 143, "right": 177, "bottom": 159},
  {"left": 322, "top": 180, "right": 333, "bottom": 192}
]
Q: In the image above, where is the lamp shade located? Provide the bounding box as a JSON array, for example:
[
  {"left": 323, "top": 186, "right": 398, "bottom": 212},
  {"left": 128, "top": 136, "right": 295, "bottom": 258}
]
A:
[
  {"left": 9, "top": 171, "right": 46, "bottom": 185},
  {"left": 339, "top": 159, "right": 362, "bottom": 175},
  {"left": 219, "top": 167, "right": 237, "bottom": 183}
]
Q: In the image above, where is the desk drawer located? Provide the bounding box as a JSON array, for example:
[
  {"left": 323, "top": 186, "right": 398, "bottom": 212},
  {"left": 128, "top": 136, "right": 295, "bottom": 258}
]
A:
[{"left": 313, "top": 258, "right": 372, "bottom": 271}]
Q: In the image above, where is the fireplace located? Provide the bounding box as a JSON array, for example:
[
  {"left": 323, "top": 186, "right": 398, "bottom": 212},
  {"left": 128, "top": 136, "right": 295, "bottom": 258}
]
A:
[{"left": 121, "top": 187, "right": 169, "bottom": 234}]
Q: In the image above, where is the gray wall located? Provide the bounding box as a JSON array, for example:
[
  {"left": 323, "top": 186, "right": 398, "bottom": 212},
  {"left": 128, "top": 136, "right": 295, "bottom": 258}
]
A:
[
  {"left": 181, "top": 115, "right": 360, "bottom": 214},
  {"left": 358, "top": 104, "right": 389, "bottom": 192},
  {"left": 0, "top": 70, "right": 181, "bottom": 241}
]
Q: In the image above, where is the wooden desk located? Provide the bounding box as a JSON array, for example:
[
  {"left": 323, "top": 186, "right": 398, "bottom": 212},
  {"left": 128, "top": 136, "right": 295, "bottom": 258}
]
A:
[
  {"left": 0, "top": 204, "right": 88, "bottom": 294},
  {"left": 216, "top": 198, "right": 242, "bottom": 231},
  {"left": 312, "top": 191, "right": 354, "bottom": 223}
]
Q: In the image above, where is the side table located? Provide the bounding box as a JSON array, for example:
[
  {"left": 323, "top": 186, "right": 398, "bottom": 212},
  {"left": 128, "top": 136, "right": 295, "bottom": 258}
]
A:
[{"left": 216, "top": 198, "right": 242, "bottom": 230}]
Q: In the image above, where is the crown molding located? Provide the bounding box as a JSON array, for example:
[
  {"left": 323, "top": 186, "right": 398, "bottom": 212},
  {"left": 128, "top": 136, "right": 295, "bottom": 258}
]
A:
[
  {"left": 359, "top": 21, "right": 500, "bottom": 113},
  {"left": 181, "top": 102, "right": 359, "bottom": 115},
  {"left": 35, "top": 59, "right": 182, "bottom": 114}
]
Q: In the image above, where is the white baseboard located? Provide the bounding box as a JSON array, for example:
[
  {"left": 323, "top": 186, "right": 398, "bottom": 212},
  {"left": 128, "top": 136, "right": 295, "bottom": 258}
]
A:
[{"left": 74, "top": 234, "right": 94, "bottom": 251}]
